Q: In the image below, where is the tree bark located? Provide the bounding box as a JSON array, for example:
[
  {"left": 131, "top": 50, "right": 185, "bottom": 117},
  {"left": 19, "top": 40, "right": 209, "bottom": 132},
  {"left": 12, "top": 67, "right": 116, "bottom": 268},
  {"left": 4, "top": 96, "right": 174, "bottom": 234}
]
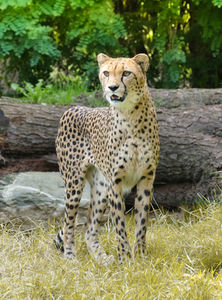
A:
[
  {"left": 1, "top": 88, "right": 222, "bottom": 207},
  {"left": 0, "top": 99, "right": 68, "bottom": 155}
]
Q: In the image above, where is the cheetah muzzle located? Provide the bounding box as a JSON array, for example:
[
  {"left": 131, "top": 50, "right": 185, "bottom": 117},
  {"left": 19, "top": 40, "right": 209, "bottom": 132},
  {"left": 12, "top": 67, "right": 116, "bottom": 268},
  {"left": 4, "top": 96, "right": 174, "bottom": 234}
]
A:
[{"left": 55, "top": 53, "right": 160, "bottom": 264}]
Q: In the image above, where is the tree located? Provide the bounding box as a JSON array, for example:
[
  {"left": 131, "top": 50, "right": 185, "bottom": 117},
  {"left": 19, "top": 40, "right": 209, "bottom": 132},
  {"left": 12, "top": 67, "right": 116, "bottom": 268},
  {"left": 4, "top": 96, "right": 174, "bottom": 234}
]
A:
[
  {"left": 113, "top": 0, "right": 222, "bottom": 88},
  {"left": 0, "top": 0, "right": 61, "bottom": 84},
  {"left": 113, "top": 0, "right": 187, "bottom": 88},
  {"left": 0, "top": 0, "right": 222, "bottom": 90},
  {"left": 53, "top": 0, "right": 128, "bottom": 88},
  {"left": 187, "top": 0, "right": 222, "bottom": 87},
  {"left": 0, "top": 0, "right": 127, "bottom": 88}
]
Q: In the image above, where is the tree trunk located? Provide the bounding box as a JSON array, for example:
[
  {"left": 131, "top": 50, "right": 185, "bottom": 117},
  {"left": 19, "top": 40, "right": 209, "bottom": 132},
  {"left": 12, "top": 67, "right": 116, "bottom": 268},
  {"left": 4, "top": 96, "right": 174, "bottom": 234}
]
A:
[
  {"left": 0, "top": 99, "right": 68, "bottom": 155},
  {"left": 1, "top": 88, "right": 222, "bottom": 207}
]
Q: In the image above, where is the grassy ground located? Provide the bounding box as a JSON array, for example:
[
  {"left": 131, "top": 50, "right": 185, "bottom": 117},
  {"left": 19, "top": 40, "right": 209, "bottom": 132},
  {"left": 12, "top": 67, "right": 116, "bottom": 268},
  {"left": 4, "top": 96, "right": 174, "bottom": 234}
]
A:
[{"left": 1, "top": 204, "right": 222, "bottom": 299}]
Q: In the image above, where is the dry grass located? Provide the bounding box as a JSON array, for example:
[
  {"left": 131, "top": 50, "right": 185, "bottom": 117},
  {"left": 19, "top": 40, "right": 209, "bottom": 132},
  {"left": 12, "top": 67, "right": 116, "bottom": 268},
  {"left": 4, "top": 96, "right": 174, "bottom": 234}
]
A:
[{"left": 1, "top": 204, "right": 222, "bottom": 299}]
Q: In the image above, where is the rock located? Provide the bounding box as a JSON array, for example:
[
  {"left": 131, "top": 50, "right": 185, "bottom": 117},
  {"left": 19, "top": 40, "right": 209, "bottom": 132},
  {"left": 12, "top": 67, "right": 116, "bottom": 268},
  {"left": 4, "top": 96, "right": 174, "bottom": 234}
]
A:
[{"left": 0, "top": 172, "right": 91, "bottom": 225}]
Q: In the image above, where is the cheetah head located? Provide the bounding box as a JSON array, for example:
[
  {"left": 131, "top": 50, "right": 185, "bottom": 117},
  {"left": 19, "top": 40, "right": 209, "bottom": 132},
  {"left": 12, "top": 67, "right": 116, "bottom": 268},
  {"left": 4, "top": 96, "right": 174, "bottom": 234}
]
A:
[{"left": 97, "top": 53, "right": 149, "bottom": 109}]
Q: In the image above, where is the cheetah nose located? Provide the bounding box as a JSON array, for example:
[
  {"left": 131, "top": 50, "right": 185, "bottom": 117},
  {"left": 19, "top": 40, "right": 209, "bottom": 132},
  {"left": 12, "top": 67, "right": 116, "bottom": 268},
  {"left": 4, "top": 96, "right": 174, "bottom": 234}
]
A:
[{"left": 109, "top": 85, "right": 119, "bottom": 92}]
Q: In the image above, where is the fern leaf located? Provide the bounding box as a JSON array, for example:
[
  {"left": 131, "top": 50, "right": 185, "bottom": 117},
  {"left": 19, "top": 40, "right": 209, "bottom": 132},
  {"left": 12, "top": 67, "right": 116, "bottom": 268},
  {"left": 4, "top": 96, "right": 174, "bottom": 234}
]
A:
[{"left": 0, "top": 0, "right": 31, "bottom": 10}]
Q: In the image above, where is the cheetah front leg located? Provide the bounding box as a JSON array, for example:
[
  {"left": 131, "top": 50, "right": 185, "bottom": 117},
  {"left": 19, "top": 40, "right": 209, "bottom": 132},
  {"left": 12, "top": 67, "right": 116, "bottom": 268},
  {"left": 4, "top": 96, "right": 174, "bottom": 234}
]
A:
[
  {"left": 84, "top": 169, "right": 112, "bottom": 264},
  {"left": 133, "top": 172, "right": 155, "bottom": 257},
  {"left": 108, "top": 184, "right": 132, "bottom": 263}
]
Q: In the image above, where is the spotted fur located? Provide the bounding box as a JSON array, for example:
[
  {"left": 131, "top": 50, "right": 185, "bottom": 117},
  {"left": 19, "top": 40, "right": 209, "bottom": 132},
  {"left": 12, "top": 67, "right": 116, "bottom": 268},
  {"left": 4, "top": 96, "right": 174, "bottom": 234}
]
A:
[{"left": 55, "top": 53, "right": 160, "bottom": 264}]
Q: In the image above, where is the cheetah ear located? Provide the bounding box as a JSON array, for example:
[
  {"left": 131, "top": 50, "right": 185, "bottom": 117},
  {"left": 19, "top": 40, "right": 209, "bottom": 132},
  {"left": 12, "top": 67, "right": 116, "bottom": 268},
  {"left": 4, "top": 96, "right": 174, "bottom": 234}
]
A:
[
  {"left": 97, "top": 53, "right": 110, "bottom": 66},
  {"left": 132, "top": 53, "right": 149, "bottom": 74}
]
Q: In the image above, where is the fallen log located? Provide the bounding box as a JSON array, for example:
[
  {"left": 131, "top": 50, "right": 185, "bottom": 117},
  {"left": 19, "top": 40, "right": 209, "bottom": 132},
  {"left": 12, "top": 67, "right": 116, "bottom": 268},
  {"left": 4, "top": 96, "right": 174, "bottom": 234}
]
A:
[
  {"left": 0, "top": 100, "right": 66, "bottom": 155},
  {"left": 1, "top": 88, "right": 222, "bottom": 208}
]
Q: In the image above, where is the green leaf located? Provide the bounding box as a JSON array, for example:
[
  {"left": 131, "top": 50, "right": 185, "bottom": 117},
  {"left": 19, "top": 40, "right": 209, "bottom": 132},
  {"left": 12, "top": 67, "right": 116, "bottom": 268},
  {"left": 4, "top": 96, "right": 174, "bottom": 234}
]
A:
[
  {"left": 212, "top": 0, "right": 222, "bottom": 7},
  {"left": 0, "top": 0, "right": 32, "bottom": 10}
]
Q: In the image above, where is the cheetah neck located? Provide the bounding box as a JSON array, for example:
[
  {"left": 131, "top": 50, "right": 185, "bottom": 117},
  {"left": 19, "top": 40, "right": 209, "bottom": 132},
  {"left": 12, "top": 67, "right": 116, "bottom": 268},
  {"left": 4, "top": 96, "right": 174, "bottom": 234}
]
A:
[{"left": 110, "top": 89, "right": 153, "bottom": 131}]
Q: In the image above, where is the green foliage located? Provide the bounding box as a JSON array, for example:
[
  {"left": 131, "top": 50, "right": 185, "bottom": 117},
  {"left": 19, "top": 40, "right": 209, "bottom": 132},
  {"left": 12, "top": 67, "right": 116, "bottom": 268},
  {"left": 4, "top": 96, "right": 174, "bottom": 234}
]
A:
[
  {"left": 11, "top": 78, "right": 89, "bottom": 105},
  {"left": 114, "top": 0, "right": 222, "bottom": 89},
  {"left": 212, "top": 0, "right": 222, "bottom": 8},
  {"left": 186, "top": 0, "right": 222, "bottom": 87},
  {"left": 153, "top": 0, "right": 187, "bottom": 88},
  {"left": 0, "top": 0, "right": 31, "bottom": 10},
  {"left": 58, "top": 0, "right": 128, "bottom": 88},
  {"left": 113, "top": 0, "right": 188, "bottom": 88},
  {"left": 154, "top": 0, "right": 186, "bottom": 88},
  {"left": 11, "top": 80, "right": 53, "bottom": 104},
  {"left": 195, "top": 1, "right": 222, "bottom": 56},
  {"left": 0, "top": 0, "right": 126, "bottom": 89},
  {"left": 1, "top": 0, "right": 222, "bottom": 91},
  {"left": 0, "top": 0, "right": 62, "bottom": 85},
  {"left": 10, "top": 68, "right": 108, "bottom": 106}
]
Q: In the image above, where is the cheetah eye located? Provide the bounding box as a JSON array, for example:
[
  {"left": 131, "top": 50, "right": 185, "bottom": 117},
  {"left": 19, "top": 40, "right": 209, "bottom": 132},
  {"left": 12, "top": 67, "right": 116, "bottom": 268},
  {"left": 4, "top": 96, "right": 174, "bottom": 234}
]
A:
[
  {"left": 103, "top": 71, "right": 109, "bottom": 77},
  {"left": 122, "top": 71, "right": 131, "bottom": 77}
]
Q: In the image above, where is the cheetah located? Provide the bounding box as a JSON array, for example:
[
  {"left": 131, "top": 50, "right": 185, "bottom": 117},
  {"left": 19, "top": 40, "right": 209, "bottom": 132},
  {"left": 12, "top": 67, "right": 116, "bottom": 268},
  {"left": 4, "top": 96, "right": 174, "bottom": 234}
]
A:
[{"left": 55, "top": 53, "right": 160, "bottom": 264}]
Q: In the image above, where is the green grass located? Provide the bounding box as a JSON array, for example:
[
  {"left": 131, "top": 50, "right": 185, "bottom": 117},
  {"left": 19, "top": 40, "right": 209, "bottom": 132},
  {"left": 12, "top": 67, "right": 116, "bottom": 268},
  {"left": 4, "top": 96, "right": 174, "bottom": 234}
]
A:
[
  {"left": 1, "top": 204, "right": 222, "bottom": 299},
  {"left": 10, "top": 78, "right": 108, "bottom": 107},
  {"left": 11, "top": 79, "right": 91, "bottom": 106}
]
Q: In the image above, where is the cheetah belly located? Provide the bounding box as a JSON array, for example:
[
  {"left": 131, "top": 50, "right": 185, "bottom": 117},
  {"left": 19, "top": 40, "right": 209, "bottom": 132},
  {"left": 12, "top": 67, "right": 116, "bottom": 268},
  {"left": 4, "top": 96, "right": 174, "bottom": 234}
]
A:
[
  {"left": 92, "top": 143, "right": 153, "bottom": 196},
  {"left": 94, "top": 165, "right": 145, "bottom": 196},
  {"left": 119, "top": 139, "right": 152, "bottom": 194},
  {"left": 121, "top": 160, "right": 148, "bottom": 195}
]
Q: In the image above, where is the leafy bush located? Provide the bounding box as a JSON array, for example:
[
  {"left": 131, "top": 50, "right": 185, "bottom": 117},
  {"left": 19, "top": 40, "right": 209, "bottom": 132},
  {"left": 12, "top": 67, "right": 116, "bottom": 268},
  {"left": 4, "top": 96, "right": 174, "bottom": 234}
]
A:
[
  {"left": 10, "top": 70, "right": 108, "bottom": 106},
  {"left": 114, "top": 0, "right": 188, "bottom": 88},
  {"left": 114, "top": 0, "right": 222, "bottom": 88},
  {"left": 11, "top": 80, "right": 51, "bottom": 104},
  {"left": 0, "top": 0, "right": 127, "bottom": 89},
  {"left": 54, "top": 0, "right": 128, "bottom": 89},
  {"left": 11, "top": 78, "right": 89, "bottom": 105},
  {"left": 0, "top": 0, "right": 61, "bottom": 84},
  {"left": 1, "top": 0, "right": 222, "bottom": 91},
  {"left": 186, "top": 0, "right": 222, "bottom": 87}
]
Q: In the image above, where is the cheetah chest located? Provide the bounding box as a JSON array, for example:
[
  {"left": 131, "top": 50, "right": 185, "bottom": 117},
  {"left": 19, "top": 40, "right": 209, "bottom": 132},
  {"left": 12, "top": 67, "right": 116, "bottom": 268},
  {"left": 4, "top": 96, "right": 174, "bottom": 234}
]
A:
[{"left": 119, "top": 138, "right": 153, "bottom": 194}]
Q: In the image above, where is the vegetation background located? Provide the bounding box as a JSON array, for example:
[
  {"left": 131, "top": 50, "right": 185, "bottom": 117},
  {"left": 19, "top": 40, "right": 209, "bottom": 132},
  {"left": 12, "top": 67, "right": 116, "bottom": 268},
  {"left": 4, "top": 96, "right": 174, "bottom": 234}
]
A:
[{"left": 0, "top": 0, "right": 222, "bottom": 100}]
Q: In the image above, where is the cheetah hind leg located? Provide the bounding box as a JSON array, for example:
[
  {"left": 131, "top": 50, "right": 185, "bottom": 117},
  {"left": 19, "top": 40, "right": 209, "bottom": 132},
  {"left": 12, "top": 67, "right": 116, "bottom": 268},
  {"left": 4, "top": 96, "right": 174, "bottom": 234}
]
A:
[
  {"left": 54, "top": 229, "right": 64, "bottom": 253},
  {"left": 85, "top": 169, "right": 114, "bottom": 265}
]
